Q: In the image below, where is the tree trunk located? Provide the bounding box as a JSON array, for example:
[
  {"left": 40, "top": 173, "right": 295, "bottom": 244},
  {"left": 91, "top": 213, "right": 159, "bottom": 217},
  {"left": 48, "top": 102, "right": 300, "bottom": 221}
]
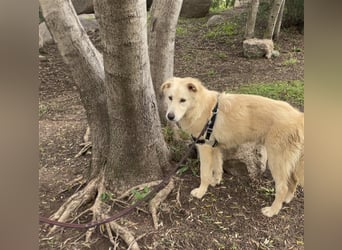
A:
[
  {"left": 244, "top": 0, "right": 260, "bottom": 39},
  {"left": 39, "top": 0, "right": 110, "bottom": 178},
  {"left": 93, "top": 0, "right": 170, "bottom": 192},
  {"left": 148, "top": 0, "right": 183, "bottom": 123},
  {"left": 273, "top": 0, "right": 285, "bottom": 40},
  {"left": 41, "top": 0, "right": 170, "bottom": 193},
  {"left": 264, "top": 0, "right": 284, "bottom": 39}
]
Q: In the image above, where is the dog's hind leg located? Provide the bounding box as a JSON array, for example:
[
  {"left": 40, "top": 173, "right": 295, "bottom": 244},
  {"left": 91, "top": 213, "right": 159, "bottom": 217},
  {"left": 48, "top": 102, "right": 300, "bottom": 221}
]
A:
[
  {"left": 210, "top": 148, "right": 223, "bottom": 187},
  {"left": 191, "top": 145, "right": 214, "bottom": 199},
  {"left": 261, "top": 154, "right": 289, "bottom": 217},
  {"left": 285, "top": 151, "right": 304, "bottom": 203},
  {"left": 295, "top": 151, "right": 304, "bottom": 187},
  {"left": 285, "top": 173, "right": 297, "bottom": 204}
]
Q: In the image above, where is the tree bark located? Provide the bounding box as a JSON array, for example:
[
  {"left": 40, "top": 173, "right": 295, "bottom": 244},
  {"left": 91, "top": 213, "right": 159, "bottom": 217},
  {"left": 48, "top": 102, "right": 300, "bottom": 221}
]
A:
[
  {"left": 39, "top": 0, "right": 110, "bottom": 178},
  {"left": 93, "top": 0, "right": 170, "bottom": 192},
  {"left": 264, "top": 0, "right": 284, "bottom": 39},
  {"left": 148, "top": 0, "right": 183, "bottom": 123},
  {"left": 273, "top": 0, "right": 285, "bottom": 40},
  {"left": 244, "top": 0, "right": 260, "bottom": 39},
  {"left": 41, "top": 0, "right": 171, "bottom": 193}
]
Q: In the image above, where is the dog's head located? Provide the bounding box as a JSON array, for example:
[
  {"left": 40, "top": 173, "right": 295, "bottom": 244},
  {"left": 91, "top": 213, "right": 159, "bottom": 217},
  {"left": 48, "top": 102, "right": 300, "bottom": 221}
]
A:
[{"left": 160, "top": 77, "right": 203, "bottom": 122}]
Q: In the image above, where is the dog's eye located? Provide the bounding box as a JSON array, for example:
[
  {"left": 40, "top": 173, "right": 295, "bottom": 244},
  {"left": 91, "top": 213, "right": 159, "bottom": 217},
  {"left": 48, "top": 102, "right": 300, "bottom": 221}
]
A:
[
  {"left": 168, "top": 96, "right": 173, "bottom": 101},
  {"left": 180, "top": 98, "right": 186, "bottom": 103}
]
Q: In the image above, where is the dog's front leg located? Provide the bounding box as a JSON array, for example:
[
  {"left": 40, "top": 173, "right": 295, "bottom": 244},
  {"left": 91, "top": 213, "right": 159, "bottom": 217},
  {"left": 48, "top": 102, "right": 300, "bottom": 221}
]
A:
[{"left": 191, "top": 145, "right": 214, "bottom": 199}]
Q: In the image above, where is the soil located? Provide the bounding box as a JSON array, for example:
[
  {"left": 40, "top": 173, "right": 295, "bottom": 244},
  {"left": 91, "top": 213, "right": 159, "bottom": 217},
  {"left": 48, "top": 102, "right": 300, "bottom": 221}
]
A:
[{"left": 39, "top": 7, "right": 304, "bottom": 250}]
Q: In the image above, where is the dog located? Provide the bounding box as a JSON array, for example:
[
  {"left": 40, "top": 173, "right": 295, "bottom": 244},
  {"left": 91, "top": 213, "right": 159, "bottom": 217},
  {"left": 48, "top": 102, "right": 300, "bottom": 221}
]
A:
[{"left": 160, "top": 77, "right": 304, "bottom": 217}]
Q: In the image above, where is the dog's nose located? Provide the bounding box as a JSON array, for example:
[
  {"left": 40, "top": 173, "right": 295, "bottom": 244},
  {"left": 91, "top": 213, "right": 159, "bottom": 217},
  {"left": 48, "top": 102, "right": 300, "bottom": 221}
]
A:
[{"left": 167, "top": 112, "right": 175, "bottom": 121}]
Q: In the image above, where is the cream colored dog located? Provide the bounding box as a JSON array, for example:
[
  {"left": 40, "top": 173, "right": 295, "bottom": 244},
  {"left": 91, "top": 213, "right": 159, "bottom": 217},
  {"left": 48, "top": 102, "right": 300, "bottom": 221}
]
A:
[{"left": 161, "top": 77, "right": 304, "bottom": 217}]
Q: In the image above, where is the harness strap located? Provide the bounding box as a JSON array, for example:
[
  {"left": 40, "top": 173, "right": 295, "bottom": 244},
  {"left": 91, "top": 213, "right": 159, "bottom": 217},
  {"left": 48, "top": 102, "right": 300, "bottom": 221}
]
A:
[
  {"left": 205, "top": 102, "right": 218, "bottom": 141},
  {"left": 192, "top": 99, "right": 219, "bottom": 147}
]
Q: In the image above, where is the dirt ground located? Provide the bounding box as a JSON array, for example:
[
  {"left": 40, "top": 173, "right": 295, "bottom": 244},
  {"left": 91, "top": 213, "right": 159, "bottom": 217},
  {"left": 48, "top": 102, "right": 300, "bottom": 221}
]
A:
[{"left": 39, "top": 7, "right": 304, "bottom": 250}]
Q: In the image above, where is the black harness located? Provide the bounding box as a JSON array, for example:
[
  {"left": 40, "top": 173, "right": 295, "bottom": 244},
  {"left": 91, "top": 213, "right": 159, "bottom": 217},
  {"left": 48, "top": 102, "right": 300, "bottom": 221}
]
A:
[{"left": 191, "top": 101, "right": 219, "bottom": 147}]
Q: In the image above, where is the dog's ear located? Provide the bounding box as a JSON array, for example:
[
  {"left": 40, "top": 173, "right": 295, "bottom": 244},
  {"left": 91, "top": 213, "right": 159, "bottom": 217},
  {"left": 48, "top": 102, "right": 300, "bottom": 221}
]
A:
[
  {"left": 187, "top": 83, "right": 197, "bottom": 93},
  {"left": 160, "top": 82, "right": 171, "bottom": 93}
]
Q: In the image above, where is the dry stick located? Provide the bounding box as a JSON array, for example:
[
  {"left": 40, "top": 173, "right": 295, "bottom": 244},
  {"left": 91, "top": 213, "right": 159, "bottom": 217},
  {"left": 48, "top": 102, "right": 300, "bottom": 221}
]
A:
[
  {"left": 75, "top": 142, "right": 92, "bottom": 158},
  {"left": 176, "top": 181, "right": 182, "bottom": 207}
]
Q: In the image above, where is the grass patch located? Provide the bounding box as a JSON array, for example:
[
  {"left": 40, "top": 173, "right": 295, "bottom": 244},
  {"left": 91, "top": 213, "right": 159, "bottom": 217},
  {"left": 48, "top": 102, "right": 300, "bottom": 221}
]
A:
[
  {"left": 176, "top": 26, "right": 187, "bottom": 36},
  {"left": 39, "top": 104, "right": 49, "bottom": 118},
  {"left": 207, "top": 68, "right": 217, "bottom": 77},
  {"left": 205, "top": 22, "right": 238, "bottom": 39},
  {"left": 216, "top": 51, "right": 228, "bottom": 60},
  {"left": 210, "top": 0, "right": 233, "bottom": 14},
  {"left": 233, "top": 80, "right": 304, "bottom": 108},
  {"left": 283, "top": 56, "right": 298, "bottom": 66}
]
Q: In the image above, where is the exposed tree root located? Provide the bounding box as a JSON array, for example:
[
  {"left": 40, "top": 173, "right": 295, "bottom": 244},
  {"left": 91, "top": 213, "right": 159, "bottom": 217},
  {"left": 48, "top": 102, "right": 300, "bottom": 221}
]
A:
[
  {"left": 85, "top": 176, "right": 140, "bottom": 250},
  {"left": 47, "top": 176, "right": 100, "bottom": 235},
  {"left": 57, "top": 175, "right": 85, "bottom": 195},
  {"left": 46, "top": 172, "right": 164, "bottom": 249},
  {"left": 118, "top": 180, "right": 162, "bottom": 200},
  {"left": 45, "top": 169, "right": 178, "bottom": 248},
  {"left": 149, "top": 177, "right": 175, "bottom": 229}
]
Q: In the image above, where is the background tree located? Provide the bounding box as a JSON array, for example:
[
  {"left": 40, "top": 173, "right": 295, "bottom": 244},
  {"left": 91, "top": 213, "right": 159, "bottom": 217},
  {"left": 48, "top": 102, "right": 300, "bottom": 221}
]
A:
[
  {"left": 264, "top": 0, "right": 285, "bottom": 39},
  {"left": 148, "top": 0, "right": 184, "bottom": 122},
  {"left": 40, "top": 0, "right": 181, "bottom": 248},
  {"left": 244, "top": 0, "right": 260, "bottom": 39},
  {"left": 273, "top": 0, "right": 285, "bottom": 40}
]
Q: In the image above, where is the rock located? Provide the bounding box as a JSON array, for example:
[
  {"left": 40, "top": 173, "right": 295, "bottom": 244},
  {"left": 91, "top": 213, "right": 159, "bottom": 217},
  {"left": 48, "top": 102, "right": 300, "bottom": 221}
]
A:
[
  {"left": 243, "top": 38, "right": 274, "bottom": 59},
  {"left": 71, "top": 0, "right": 94, "bottom": 14},
  {"left": 180, "top": 0, "right": 212, "bottom": 18},
  {"left": 207, "top": 15, "right": 225, "bottom": 27},
  {"left": 222, "top": 143, "right": 267, "bottom": 179},
  {"left": 39, "top": 14, "right": 99, "bottom": 47}
]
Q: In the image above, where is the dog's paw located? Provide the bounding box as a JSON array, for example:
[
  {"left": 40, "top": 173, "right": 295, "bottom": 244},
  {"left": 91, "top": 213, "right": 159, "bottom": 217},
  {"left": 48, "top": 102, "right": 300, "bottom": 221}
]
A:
[
  {"left": 261, "top": 206, "right": 278, "bottom": 217},
  {"left": 190, "top": 188, "right": 206, "bottom": 199}
]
